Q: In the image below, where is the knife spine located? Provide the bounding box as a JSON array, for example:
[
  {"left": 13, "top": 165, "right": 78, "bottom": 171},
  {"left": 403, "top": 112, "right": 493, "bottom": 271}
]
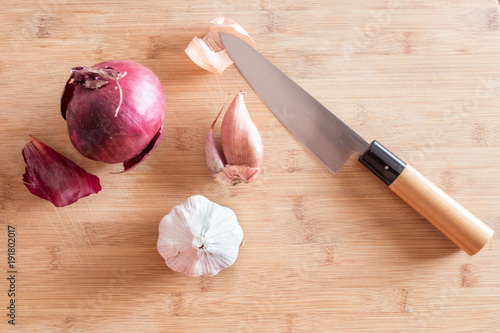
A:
[{"left": 359, "top": 141, "right": 407, "bottom": 185}]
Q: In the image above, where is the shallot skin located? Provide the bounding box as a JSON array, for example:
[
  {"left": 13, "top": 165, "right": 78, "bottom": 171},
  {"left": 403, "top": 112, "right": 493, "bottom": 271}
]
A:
[
  {"left": 62, "top": 60, "right": 166, "bottom": 171},
  {"left": 185, "top": 17, "right": 255, "bottom": 74}
]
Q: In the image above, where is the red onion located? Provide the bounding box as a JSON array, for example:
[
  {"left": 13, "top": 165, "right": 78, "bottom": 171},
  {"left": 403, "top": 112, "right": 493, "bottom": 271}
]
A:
[{"left": 61, "top": 60, "right": 166, "bottom": 172}]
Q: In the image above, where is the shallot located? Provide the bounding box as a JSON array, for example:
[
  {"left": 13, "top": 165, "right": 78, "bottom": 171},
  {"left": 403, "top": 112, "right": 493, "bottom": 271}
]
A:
[{"left": 205, "top": 92, "right": 263, "bottom": 185}]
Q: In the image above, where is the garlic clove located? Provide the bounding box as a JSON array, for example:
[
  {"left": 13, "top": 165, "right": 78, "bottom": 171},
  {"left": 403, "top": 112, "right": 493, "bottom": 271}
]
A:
[
  {"left": 221, "top": 92, "right": 264, "bottom": 168},
  {"left": 185, "top": 17, "right": 255, "bottom": 74},
  {"left": 157, "top": 195, "right": 244, "bottom": 277},
  {"left": 214, "top": 165, "right": 261, "bottom": 186},
  {"left": 22, "top": 135, "right": 101, "bottom": 207}
]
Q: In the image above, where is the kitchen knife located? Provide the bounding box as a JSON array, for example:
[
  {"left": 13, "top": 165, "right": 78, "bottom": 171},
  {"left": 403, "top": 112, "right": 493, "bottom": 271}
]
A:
[{"left": 220, "top": 32, "right": 494, "bottom": 256}]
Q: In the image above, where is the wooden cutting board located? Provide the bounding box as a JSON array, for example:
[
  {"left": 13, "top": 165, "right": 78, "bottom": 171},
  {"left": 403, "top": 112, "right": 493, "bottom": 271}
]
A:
[{"left": 1, "top": 0, "right": 500, "bottom": 331}]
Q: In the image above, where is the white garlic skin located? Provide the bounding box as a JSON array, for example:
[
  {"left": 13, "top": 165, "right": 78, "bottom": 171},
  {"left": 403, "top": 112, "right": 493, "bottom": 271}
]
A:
[{"left": 157, "top": 195, "right": 244, "bottom": 277}]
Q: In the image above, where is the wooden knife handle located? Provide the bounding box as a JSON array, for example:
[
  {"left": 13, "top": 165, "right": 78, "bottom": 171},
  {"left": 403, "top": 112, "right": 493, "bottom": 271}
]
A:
[{"left": 359, "top": 141, "right": 494, "bottom": 255}]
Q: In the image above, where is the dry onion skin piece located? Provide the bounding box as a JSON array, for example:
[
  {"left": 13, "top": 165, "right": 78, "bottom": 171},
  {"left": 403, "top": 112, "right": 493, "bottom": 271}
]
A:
[
  {"left": 185, "top": 17, "right": 256, "bottom": 74},
  {"left": 22, "top": 135, "right": 101, "bottom": 207},
  {"left": 157, "top": 195, "right": 244, "bottom": 277}
]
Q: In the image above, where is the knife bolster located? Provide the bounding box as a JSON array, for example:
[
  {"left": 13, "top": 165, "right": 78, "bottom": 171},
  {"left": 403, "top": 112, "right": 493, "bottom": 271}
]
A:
[{"left": 359, "top": 140, "right": 407, "bottom": 185}]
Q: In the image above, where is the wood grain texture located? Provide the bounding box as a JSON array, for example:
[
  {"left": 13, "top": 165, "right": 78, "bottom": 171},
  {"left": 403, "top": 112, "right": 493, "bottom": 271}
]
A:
[
  {"left": 389, "top": 165, "right": 494, "bottom": 255},
  {"left": 1, "top": 0, "right": 500, "bottom": 332}
]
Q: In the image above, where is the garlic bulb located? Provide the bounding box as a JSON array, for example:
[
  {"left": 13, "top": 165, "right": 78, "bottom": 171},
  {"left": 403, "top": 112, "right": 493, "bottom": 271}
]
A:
[
  {"left": 205, "top": 92, "right": 264, "bottom": 185},
  {"left": 157, "top": 195, "right": 244, "bottom": 277},
  {"left": 185, "top": 17, "right": 255, "bottom": 74}
]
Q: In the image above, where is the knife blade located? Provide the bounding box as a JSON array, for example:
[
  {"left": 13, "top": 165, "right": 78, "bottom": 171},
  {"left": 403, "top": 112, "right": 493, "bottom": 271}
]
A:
[
  {"left": 220, "top": 32, "right": 494, "bottom": 256},
  {"left": 220, "top": 34, "right": 368, "bottom": 174}
]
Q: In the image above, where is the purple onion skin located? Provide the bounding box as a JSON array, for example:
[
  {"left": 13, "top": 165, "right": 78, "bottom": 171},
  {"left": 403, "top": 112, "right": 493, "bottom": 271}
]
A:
[
  {"left": 62, "top": 60, "right": 166, "bottom": 172},
  {"left": 22, "top": 135, "right": 101, "bottom": 207}
]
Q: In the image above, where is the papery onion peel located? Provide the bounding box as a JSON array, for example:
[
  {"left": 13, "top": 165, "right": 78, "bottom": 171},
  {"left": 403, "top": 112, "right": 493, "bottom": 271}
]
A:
[
  {"left": 22, "top": 135, "right": 101, "bottom": 207},
  {"left": 185, "top": 17, "right": 255, "bottom": 74}
]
